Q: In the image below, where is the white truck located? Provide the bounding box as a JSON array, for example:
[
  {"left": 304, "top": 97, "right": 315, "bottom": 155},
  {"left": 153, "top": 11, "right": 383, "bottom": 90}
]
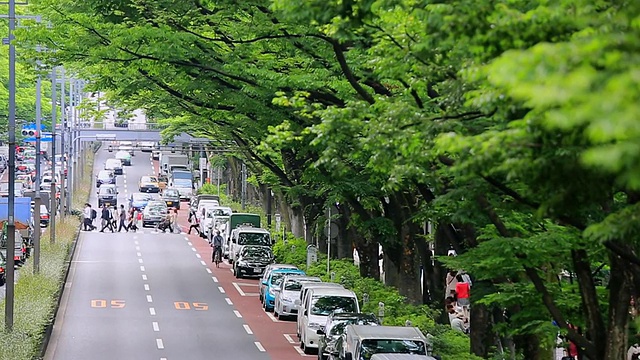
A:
[{"left": 160, "top": 154, "right": 189, "bottom": 175}]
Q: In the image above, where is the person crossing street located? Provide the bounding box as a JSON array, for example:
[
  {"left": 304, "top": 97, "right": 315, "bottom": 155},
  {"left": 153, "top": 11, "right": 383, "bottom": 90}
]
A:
[{"left": 117, "top": 204, "right": 129, "bottom": 232}]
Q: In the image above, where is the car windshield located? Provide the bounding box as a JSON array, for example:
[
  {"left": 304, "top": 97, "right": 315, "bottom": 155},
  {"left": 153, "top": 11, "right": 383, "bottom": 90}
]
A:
[
  {"left": 310, "top": 296, "right": 357, "bottom": 316},
  {"left": 99, "top": 187, "right": 116, "bottom": 195},
  {"left": 132, "top": 193, "right": 151, "bottom": 201},
  {"left": 172, "top": 171, "right": 191, "bottom": 180},
  {"left": 174, "top": 179, "right": 191, "bottom": 186},
  {"left": 285, "top": 278, "right": 320, "bottom": 291},
  {"left": 329, "top": 318, "right": 379, "bottom": 336},
  {"left": 242, "top": 247, "right": 272, "bottom": 258},
  {"left": 270, "top": 272, "right": 298, "bottom": 285},
  {"left": 238, "top": 232, "right": 271, "bottom": 246},
  {"left": 359, "top": 339, "right": 426, "bottom": 359},
  {"left": 98, "top": 171, "right": 112, "bottom": 179},
  {"left": 141, "top": 176, "right": 157, "bottom": 183},
  {"left": 164, "top": 189, "right": 179, "bottom": 197},
  {"left": 208, "top": 208, "right": 231, "bottom": 217}
]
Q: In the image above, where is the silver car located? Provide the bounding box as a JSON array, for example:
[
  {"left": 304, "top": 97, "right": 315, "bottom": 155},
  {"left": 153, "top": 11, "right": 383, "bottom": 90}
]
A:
[
  {"left": 274, "top": 276, "right": 321, "bottom": 319},
  {"left": 142, "top": 200, "right": 168, "bottom": 227}
]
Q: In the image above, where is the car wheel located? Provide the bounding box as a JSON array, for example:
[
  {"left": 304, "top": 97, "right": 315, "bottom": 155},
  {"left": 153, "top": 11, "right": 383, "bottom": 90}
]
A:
[
  {"left": 303, "top": 344, "right": 313, "bottom": 355},
  {"left": 274, "top": 309, "right": 279, "bottom": 318}
]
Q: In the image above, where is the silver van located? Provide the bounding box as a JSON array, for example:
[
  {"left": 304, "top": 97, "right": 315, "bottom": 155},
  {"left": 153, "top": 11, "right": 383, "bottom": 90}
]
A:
[
  {"left": 339, "top": 325, "right": 432, "bottom": 360},
  {"left": 296, "top": 282, "right": 345, "bottom": 338}
]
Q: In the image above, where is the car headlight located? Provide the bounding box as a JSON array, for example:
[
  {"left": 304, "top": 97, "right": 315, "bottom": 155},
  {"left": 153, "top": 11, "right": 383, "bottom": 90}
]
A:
[
  {"left": 309, "top": 323, "right": 323, "bottom": 330},
  {"left": 237, "top": 261, "right": 247, "bottom": 267}
]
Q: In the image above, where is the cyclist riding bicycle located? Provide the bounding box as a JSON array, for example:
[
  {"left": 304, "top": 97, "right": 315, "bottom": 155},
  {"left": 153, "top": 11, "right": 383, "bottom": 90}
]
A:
[{"left": 211, "top": 230, "right": 223, "bottom": 264}]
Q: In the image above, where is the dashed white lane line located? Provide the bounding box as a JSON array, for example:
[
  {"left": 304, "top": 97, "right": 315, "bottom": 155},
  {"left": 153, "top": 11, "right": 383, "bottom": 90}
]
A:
[
  {"left": 140, "top": 266, "right": 146, "bottom": 272},
  {"left": 200, "top": 260, "right": 207, "bottom": 266},
  {"left": 135, "top": 246, "right": 140, "bottom": 251},
  {"left": 206, "top": 268, "right": 212, "bottom": 274},
  {"left": 284, "top": 334, "right": 296, "bottom": 344},
  {"left": 243, "top": 324, "right": 253, "bottom": 335},
  {"left": 149, "top": 307, "right": 156, "bottom": 316},
  {"left": 233, "top": 282, "right": 246, "bottom": 296},
  {"left": 196, "top": 254, "right": 201, "bottom": 259},
  {"left": 212, "top": 277, "right": 218, "bottom": 283},
  {"left": 142, "top": 274, "right": 148, "bottom": 281},
  {"left": 218, "top": 286, "right": 225, "bottom": 294},
  {"left": 137, "top": 252, "right": 142, "bottom": 257},
  {"left": 144, "top": 284, "right": 150, "bottom": 291},
  {"left": 147, "top": 295, "right": 153, "bottom": 303},
  {"left": 255, "top": 342, "right": 266, "bottom": 352},
  {"left": 152, "top": 322, "right": 160, "bottom": 332},
  {"left": 225, "top": 298, "right": 233, "bottom": 305},
  {"left": 156, "top": 339, "right": 164, "bottom": 350},
  {"left": 134, "top": 239, "right": 139, "bottom": 244},
  {"left": 234, "top": 310, "right": 242, "bottom": 318},
  {"left": 188, "top": 242, "right": 192, "bottom": 246},
  {"left": 138, "top": 259, "right": 144, "bottom": 264},
  {"left": 191, "top": 247, "right": 197, "bottom": 252}
]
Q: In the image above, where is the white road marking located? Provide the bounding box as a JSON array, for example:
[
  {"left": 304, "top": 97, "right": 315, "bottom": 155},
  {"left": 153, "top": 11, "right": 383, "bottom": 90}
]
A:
[
  {"left": 142, "top": 274, "right": 148, "bottom": 280},
  {"left": 294, "top": 347, "right": 307, "bottom": 356},
  {"left": 180, "top": 231, "right": 186, "bottom": 234},
  {"left": 243, "top": 324, "right": 253, "bottom": 335},
  {"left": 266, "top": 311, "right": 278, "bottom": 322},
  {"left": 229, "top": 269, "right": 234, "bottom": 274},
  {"left": 218, "top": 286, "right": 226, "bottom": 294},
  {"left": 234, "top": 310, "right": 242, "bottom": 318},
  {"left": 233, "top": 282, "right": 246, "bottom": 296},
  {"left": 140, "top": 266, "right": 146, "bottom": 272},
  {"left": 134, "top": 240, "right": 139, "bottom": 244},
  {"left": 149, "top": 307, "right": 156, "bottom": 315},
  {"left": 156, "top": 339, "right": 164, "bottom": 350},
  {"left": 200, "top": 260, "right": 207, "bottom": 266},
  {"left": 212, "top": 277, "right": 218, "bottom": 283},
  {"left": 284, "top": 334, "right": 296, "bottom": 344},
  {"left": 135, "top": 246, "right": 140, "bottom": 251},
  {"left": 147, "top": 295, "right": 153, "bottom": 303},
  {"left": 137, "top": 252, "right": 142, "bottom": 257},
  {"left": 255, "top": 342, "right": 266, "bottom": 352},
  {"left": 206, "top": 268, "right": 212, "bottom": 274},
  {"left": 152, "top": 322, "right": 160, "bottom": 332},
  {"left": 184, "top": 237, "right": 189, "bottom": 241},
  {"left": 191, "top": 247, "right": 196, "bottom": 252},
  {"left": 225, "top": 298, "right": 233, "bottom": 305},
  {"left": 144, "top": 284, "right": 150, "bottom": 291},
  {"left": 196, "top": 254, "right": 201, "bottom": 259},
  {"left": 138, "top": 259, "right": 144, "bottom": 264},
  {"left": 187, "top": 242, "right": 192, "bottom": 246}
]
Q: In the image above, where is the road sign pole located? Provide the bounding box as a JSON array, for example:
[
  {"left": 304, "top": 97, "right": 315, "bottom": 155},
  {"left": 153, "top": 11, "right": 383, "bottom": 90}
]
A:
[
  {"left": 34, "top": 75, "right": 42, "bottom": 274},
  {"left": 50, "top": 67, "right": 57, "bottom": 243}
]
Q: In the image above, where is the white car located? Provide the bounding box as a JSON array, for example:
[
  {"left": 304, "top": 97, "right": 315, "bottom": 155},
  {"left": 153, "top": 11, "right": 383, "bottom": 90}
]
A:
[
  {"left": 274, "top": 276, "right": 321, "bottom": 319},
  {"left": 104, "top": 158, "right": 123, "bottom": 175},
  {"left": 200, "top": 207, "right": 232, "bottom": 238}
]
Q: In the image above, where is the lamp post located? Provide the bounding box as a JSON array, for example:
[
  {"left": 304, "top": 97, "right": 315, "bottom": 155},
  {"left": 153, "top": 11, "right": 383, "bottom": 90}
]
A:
[
  {"left": 33, "top": 71, "right": 42, "bottom": 273},
  {"left": 49, "top": 67, "right": 57, "bottom": 243}
]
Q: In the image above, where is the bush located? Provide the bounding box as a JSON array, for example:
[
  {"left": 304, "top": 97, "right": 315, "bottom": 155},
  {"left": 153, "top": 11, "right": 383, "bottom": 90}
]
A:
[{"left": 272, "top": 236, "right": 480, "bottom": 359}]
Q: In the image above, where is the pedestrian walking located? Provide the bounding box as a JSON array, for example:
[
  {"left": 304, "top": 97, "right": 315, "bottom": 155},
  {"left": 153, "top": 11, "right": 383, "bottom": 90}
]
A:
[
  {"left": 455, "top": 274, "right": 471, "bottom": 319},
  {"left": 100, "top": 204, "right": 115, "bottom": 232},
  {"left": 188, "top": 213, "right": 200, "bottom": 235},
  {"left": 83, "top": 203, "right": 96, "bottom": 231},
  {"left": 118, "top": 204, "right": 129, "bottom": 232}
]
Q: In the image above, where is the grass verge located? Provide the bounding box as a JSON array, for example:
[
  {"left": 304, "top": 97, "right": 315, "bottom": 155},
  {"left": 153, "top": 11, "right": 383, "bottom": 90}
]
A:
[{"left": 0, "top": 146, "right": 96, "bottom": 360}]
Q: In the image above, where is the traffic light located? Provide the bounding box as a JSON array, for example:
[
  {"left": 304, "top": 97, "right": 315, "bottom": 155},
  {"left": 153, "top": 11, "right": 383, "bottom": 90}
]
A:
[{"left": 21, "top": 129, "right": 38, "bottom": 137}]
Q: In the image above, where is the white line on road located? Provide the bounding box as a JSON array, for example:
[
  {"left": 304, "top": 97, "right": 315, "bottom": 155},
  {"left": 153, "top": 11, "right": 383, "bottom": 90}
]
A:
[
  {"left": 284, "top": 334, "right": 296, "bottom": 344},
  {"left": 134, "top": 240, "right": 139, "bottom": 244},
  {"left": 147, "top": 295, "right": 153, "bottom": 303},
  {"left": 233, "top": 282, "right": 246, "bottom": 296},
  {"left": 225, "top": 298, "right": 233, "bottom": 305},
  {"left": 188, "top": 242, "right": 192, "bottom": 246},
  {"left": 137, "top": 252, "right": 142, "bottom": 257},
  {"left": 196, "top": 254, "right": 201, "bottom": 259},
  {"left": 212, "top": 277, "right": 218, "bottom": 283},
  {"left": 135, "top": 246, "right": 140, "bottom": 250},
  {"left": 191, "top": 247, "right": 197, "bottom": 252},
  {"left": 206, "top": 268, "right": 212, "bottom": 274},
  {"left": 149, "top": 307, "right": 156, "bottom": 316},
  {"left": 294, "top": 347, "right": 307, "bottom": 356},
  {"left": 156, "top": 339, "right": 164, "bottom": 350},
  {"left": 152, "top": 322, "right": 160, "bottom": 332},
  {"left": 140, "top": 266, "right": 146, "bottom": 272},
  {"left": 218, "top": 286, "right": 226, "bottom": 294},
  {"left": 142, "top": 274, "right": 148, "bottom": 280},
  {"left": 266, "top": 311, "right": 278, "bottom": 322},
  {"left": 243, "top": 324, "right": 253, "bottom": 335},
  {"left": 255, "top": 342, "right": 266, "bottom": 352},
  {"left": 200, "top": 260, "right": 207, "bottom": 266},
  {"left": 234, "top": 310, "right": 242, "bottom": 318},
  {"left": 138, "top": 259, "right": 144, "bottom": 264},
  {"left": 184, "top": 237, "right": 189, "bottom": 241},
  {"left": 229, "top": 269, "right": 234, "bottom": 274},
  {"left": 144, "top": 284, "right": 150, "bottom": 291}
]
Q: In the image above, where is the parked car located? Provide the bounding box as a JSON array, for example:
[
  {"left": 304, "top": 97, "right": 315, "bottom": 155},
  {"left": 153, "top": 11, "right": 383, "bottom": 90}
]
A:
[
  {"left": 128, "top": 192, "right": 152, "bottom": 211},
  {"left": 142, "top": 200, "right": 168, "bottom": 227},
  {"left": 233, "top": 245, "right": 274, "bottom": 279},
  {"left": 96, "top": 170, "right": 116, "bottom": 187},
  {"left": 274, "top": 276, "right": 321, "bottom": 319},
  {"left": 104, "top": 158, "right": 123, "bottom": 175},
  {"left": 115, "top": 150, "right": 132, "bottom": 166},
  {"left": 152, "top": 150, "right": 160, "bottom": 160},
  {"left": 259, "top": 263, "right": 299, "bottom": 302},
  {"left": 263, "top": 268, "right": 306, "bottom": 312},
  {"left": 97, "top": 185, "right": 118, "bottom": 207},
  {"left": 38, "top": 204, "right": 50, "bottom": 227},
  {"left": 337, "top": 325, "right": 431, "bottom": 360},
  {"left": 317, "top": 312, "right": 380, "bottom": 360},
  {"left": 161, "top": 187, "right": 180, "bottom": 209},
  {"left": 138, "top": 175, "right": 160, "bottom": 193}
]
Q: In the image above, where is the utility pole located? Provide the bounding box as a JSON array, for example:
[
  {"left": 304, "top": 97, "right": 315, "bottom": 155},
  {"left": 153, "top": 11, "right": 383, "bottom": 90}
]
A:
[
  {"left": 4, "top": 0, "right": 17, "bottom": 331},
  {"left": 58, "top": 68, "right": 66, "bottom": 216},
  {"left": 50, "top": 67, "right": 57, "bottom": 243},
  {"left": 241, "top": 163, "right": 247, "bottom": 210},
  {"left": 33, "top": 73, "right": 42, "bottom": 274}
]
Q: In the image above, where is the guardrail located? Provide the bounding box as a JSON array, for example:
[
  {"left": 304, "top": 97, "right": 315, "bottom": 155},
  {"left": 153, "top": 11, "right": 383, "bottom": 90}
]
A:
[{"left": 69, "top": 121, "right": 169, "bottom": 131}]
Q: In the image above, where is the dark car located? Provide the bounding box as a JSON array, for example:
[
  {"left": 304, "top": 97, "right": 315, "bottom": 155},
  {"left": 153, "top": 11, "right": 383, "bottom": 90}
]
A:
[
  {"left": 97, "top": 185, "right": 118, "bottom": 207},
  {"left": 317, "top": 312, "right": 381, "bottom": 360},
  {"left": 161, "top": 187, "right": 181, "bottom": 209},
  {"left": 233, "top": 245, "right": 274, "bottom": 279},
  {"left": 96, "top": 170, "right": 116, "bottom": 187},
  {"left": 129, "top": 192, "right": 152, "bottom": 211}
]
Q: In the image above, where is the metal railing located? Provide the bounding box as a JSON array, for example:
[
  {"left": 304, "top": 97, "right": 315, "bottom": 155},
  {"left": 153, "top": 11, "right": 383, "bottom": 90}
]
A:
[{"left": 70, "top": 121, "right": 169, "bottom": 131}]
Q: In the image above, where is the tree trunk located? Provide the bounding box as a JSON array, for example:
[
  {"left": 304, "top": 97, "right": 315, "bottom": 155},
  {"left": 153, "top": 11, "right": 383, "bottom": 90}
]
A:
[
  {"left": 470, "top": 294, "right": 496, "bottom": 357},
  {"left": 603, "top": 251, "right": 631, "bottom": 360},
  {"left": 355, "top": 235, "right": 380, "bottom": 279},
  {"left": 336, "top": 205, "right": 352, "bottom": 259}
]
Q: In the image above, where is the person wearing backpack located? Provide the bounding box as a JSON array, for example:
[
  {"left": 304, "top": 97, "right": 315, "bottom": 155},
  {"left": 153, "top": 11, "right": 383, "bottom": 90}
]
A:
[{"left": 83, "top": 203, "right": 96, "bottom": 231}]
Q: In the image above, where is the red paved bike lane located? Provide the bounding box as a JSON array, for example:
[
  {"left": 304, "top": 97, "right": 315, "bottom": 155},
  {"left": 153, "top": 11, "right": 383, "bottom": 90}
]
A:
[{"left": 154, "top": 159, "right": 312, "bottom": 359}]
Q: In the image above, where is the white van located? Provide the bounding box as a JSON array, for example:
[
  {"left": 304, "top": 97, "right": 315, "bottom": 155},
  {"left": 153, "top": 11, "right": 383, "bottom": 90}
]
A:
[
  {"left": 296, "top": 282, "right": 345, "bottom": 339},
  {"left": 229, "top": 227, "right": 271, "bottom": 264},
  {"left": 299, "top": 287, "right": 359, "bottom": 354}
]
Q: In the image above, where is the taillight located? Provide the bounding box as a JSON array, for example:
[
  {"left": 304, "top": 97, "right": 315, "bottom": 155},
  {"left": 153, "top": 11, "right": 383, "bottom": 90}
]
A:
[{"left": 41, "top": 214, "right": 49, "bottom": 219}]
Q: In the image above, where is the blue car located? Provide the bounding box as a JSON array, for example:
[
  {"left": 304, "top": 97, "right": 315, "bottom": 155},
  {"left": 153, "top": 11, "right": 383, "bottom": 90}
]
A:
[
  {"left": 263, "top": 268, "right": 306, "bottom": 312},
  {"left": 128, "top": 192, "right": 152, "bottom": 211}
]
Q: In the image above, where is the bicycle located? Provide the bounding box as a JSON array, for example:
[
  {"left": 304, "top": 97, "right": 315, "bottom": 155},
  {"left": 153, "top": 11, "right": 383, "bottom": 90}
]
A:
[{"left": 212, "top": 246, "right": 222, "bottom": 268}]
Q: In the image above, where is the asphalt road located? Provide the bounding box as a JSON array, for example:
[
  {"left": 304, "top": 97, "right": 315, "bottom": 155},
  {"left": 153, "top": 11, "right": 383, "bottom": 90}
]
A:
[{"left": 44, "top": 148, "right": 270, "bottom": 360}]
